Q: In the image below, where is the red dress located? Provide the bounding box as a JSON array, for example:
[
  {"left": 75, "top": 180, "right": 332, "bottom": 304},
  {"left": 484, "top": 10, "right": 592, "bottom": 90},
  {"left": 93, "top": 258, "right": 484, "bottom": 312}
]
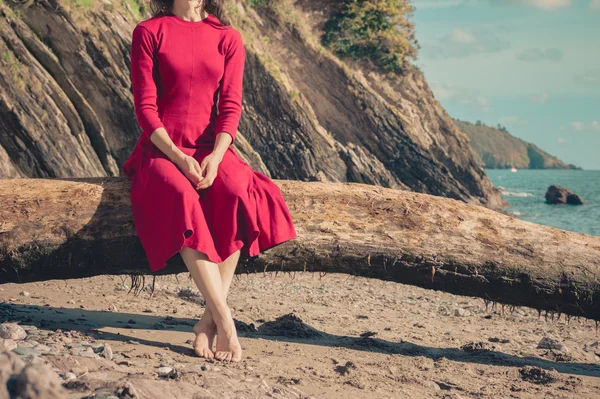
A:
[{"left": 122, "top": 12, "right": 297, "bottom": 272}]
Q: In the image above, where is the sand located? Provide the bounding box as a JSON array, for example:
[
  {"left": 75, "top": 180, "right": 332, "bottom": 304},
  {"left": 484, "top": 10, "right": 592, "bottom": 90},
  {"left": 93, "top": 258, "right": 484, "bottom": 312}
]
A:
[{"left": 1, "top": 272, "right": 600, "bottom": 398}]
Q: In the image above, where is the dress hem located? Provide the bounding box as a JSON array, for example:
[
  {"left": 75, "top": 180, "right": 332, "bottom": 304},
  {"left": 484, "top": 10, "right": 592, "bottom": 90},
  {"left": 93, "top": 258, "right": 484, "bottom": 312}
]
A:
[{"left": 148, "top": 225, "right": 298, "bottom": 273}]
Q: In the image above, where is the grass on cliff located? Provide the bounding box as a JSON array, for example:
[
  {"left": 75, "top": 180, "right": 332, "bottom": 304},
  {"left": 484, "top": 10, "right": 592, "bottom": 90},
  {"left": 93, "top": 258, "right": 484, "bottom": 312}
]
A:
[{"left": 322, "top": 0, "right": 419, "bottom": 75}]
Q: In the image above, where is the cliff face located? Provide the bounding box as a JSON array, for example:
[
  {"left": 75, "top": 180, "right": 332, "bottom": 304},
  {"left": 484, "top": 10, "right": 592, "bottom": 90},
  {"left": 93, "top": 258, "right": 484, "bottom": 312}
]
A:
[
  {"left": 0, "top": 0, "right": 507, "bottom": 210},
  {"left": 455, "top": 120, "right": 581, "bottom": 170}
]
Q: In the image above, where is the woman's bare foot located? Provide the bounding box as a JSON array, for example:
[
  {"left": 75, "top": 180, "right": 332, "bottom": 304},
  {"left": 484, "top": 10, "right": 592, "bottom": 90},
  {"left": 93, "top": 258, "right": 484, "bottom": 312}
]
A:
[
  {"left": 192, "top": 312, "right": 216, "bottom": 359},
  {"left": 213, "top": 309, "right": 243, "bottom": 362}
]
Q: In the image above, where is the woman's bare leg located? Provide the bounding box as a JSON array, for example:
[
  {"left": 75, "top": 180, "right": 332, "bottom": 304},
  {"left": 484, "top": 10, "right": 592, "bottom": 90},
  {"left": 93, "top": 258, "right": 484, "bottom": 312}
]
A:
[
  {"left": 192, "top": 248, "right": 241, "bottom": 358},
  {"left": 180, "top": 246, "right": 242, "bottom": 362}
]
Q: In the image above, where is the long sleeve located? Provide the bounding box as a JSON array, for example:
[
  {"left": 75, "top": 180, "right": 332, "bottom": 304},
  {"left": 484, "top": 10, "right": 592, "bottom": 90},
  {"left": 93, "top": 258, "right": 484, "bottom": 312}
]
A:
[
  {"left": 130, "top": 24, "right": 165, "bottom": 139},
  {"left": 215, "top": 29, "right": 246, "bottom": 143}
]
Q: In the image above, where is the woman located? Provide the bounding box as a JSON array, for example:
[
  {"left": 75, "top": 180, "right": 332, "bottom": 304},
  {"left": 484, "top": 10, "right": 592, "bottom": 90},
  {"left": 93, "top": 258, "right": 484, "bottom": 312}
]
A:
[{"left": 122, "top": 0, "right": 298, "bottom": 363}]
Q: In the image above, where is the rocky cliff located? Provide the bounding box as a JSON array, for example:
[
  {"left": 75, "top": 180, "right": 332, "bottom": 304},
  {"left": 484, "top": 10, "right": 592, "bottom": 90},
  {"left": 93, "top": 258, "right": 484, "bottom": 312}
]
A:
[
  {"left": 455, "top": 119, "right": 581, "bottom": 170},
  {"left": 0, "top": 0, "right": 506, "bottom": 209}
]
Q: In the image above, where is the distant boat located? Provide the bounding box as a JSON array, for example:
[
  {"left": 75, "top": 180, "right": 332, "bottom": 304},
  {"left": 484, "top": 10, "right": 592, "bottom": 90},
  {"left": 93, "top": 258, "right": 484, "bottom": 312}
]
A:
[{"left": 510, "top": 155, "right": 517, "bottom": 172}]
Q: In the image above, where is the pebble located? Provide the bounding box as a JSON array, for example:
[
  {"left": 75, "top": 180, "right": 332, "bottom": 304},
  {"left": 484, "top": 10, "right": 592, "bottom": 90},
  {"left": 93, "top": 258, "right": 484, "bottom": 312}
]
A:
[
  {"left": 537, "top": 337, "right": 567, "bottom": 351},
  {"left": 63, "top": 372, "right": 77, "bottom": 381},
  {"left": 157, "top": 366, "right": 176, "bottom": 378},
  {"left": 0, "top": 323, "right": 27, "bottom": 340},
  {"left": 425, "top": 381, "right": 441, "bottom": 391},
  {"left": 33, "top": 344, "right": 52, "bottom": 353},
  {"left": 13, "top": 346, "right": 41, "bottom": 356},
  {"left": 0, "top": 338, "right": 17, "bottom": 351},
  {"left": 102, "top": 344, "right": 113, "bottom": 361}
]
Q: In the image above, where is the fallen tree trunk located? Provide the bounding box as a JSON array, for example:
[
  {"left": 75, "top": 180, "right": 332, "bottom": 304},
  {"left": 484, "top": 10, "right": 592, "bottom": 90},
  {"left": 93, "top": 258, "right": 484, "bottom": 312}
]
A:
[{"left": 1, "top": 178, "right": 600, "bottom": 320}]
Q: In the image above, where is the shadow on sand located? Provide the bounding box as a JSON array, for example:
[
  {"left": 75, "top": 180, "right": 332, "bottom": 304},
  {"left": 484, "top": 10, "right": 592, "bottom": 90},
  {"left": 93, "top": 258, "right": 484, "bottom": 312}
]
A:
[{"left": 2, "top": 302, "right": 599, "bottom": 378}]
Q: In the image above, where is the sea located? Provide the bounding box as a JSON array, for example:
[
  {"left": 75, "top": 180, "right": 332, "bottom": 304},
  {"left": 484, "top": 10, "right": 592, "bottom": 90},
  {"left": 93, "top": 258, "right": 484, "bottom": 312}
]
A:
[{"left": 485, "top": 169, "right": 600, "bottom": 237}]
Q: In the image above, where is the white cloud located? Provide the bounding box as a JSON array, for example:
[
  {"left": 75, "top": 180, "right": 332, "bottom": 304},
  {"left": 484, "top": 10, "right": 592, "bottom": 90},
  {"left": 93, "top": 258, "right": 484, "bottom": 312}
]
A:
[
  {"left": 423, "top": 28, "right": 510, "bottom": 59},
  {"left": 591, "top": 0, "right": 600, "bottom": 9},
  {"left": 498, "top": 0, "right": 573, "bottom": 10},
  {"left": 565, "top": 121, "right": 600, "bottom": 132},
  {"left": 529, "top": 93, "right": 549, "bottom": 104},
  {"left": 498, "top": 116, "right": 529, "bottom": 125},
  {"left": 516, "top": 48, "right": 563, "bottom": 62},
  {"left": 574, "top": 69, "right": 600, "bottom": 85},
  {"left": 430, "top": 81, "right": 492, "bottom": 111}
]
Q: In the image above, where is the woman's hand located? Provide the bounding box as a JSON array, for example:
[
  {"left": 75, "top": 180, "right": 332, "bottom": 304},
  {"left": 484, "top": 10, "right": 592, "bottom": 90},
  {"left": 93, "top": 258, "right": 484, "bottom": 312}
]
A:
[
  {"left": 174, "top": 154, "right": 204, "bottom": 189},
  {"left": 196, "top": 152, "right": 223, "bottom": 190}
]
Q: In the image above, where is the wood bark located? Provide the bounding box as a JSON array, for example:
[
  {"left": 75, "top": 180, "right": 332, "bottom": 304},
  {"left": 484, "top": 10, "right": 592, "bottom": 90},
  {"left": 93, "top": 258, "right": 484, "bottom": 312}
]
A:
[{"left": 1, "top": 178, "right": 599, "bottom": 320}]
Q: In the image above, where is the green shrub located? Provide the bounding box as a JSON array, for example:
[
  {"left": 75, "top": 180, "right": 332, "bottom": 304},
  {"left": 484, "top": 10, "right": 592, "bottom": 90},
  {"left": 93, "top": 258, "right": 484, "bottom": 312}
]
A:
[{"left": 322, "top": 0, "right": 419, "bottom": 74}]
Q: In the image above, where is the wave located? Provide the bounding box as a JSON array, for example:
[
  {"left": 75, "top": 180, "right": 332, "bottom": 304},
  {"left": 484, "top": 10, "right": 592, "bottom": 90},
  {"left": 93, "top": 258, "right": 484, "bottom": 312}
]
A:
[{"left": 500, "top": 188, "right": 534, "bottom": 197}]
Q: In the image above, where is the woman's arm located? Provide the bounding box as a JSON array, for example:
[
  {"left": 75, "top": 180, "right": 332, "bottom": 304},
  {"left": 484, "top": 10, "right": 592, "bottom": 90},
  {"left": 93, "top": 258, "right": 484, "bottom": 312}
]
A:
[
  {"left": 130, "top": 24, "right": 202, "bottom": 185},
  {"left": 212, "top": 29, "right": 246, "bottom": 158}
]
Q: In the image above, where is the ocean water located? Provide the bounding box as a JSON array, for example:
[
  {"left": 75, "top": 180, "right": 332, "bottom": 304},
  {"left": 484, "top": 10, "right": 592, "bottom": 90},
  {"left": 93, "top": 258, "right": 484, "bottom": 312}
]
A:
[{"left": 485, "top": 169, "right": 600, "bottom": 237}]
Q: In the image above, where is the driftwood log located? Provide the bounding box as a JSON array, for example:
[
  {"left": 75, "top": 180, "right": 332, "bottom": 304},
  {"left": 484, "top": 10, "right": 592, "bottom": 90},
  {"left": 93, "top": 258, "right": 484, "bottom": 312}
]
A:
[{"left": 1, "top": 178, "right": 600, "bottom": 320}]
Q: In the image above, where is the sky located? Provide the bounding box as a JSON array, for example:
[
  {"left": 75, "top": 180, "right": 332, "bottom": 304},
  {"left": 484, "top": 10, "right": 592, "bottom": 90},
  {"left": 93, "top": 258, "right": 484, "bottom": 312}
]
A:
[{"left": 411, "top": 0, "right": 600, "bottom": 169}]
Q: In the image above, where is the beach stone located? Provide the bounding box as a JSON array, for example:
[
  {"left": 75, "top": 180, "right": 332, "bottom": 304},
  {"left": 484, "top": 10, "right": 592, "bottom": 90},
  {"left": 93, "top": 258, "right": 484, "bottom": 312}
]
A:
[
  {"left": 13, "top": 347, "right": 41, "bottom": 357},
  {"left": 454, "top": 308, "right": 471, "bottom": 317},
  {"left": 158, "top": 366, "right": 176, "bottom": 378},
  {"left": 0, "top": 338, "right": 17, "bottom": 351},
  {"left": 89, "top": 388, "right": 117, "bottom": 399},
  {"left": 33, "top": 344, "right": 52, "bottom": 353},
  {"left": 538, "top": 337, "right": 567, "bottom": 351},
  {"left": 101, "top": 344, "right": 113, "bottom": 361},
  {"left": 11, "top": 362, "right": 67, "bottom": 398},
  {"left": 0, "top": 323, "right": 27, "bottom": 340},
  {"left": 63, "top": 372, "right": 77, "bottom": 381}
]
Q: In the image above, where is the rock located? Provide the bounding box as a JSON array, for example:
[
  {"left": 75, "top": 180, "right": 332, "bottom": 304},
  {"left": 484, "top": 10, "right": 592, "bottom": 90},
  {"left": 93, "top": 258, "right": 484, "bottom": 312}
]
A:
[
  {"left": 545, "top": 185, "right": 584, "bottom": 205},
  {"left": 424, "top": 381, "right": 441, "bottom": 391},
  {"left": 157, "top": 366, "right": 176, "bottom": 378},
  {"left": 460, "top": 342, "right": 491, "bottom": 352},
  {"left": 0, "top": 338, "right": 17, "bottom": 351},
  {"left": 63, "top": 372, "right": 77, "bottom": 381},
  {"left": 454, "top": 308, "right": 471, "bottom": 317},
  {"left": 102, "top": 344, "right": 113, "bottom": 361},
  {"left": 12, "top": 362, "right": 68, "bottom": 398},
  {"left": 537, "top": 337, "right": 567, "bottom": 351},
  {"left": 0, "top": 323, "right": 27, "bottom": 340},
  {"left": 33, "top": 344, "right": 52, "bottom": 353},
  {"left": 13, "top": 347, "right": 41, "bottom": 357},
  {"left": 519, "top": 365, "right": 558, "bottom": 384}
]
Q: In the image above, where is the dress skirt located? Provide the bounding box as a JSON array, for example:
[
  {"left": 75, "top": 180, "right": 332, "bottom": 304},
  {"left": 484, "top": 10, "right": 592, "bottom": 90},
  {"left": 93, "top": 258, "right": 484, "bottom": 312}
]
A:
[{"left": 126, "top": 143, "right": 298, "bottom": 272}]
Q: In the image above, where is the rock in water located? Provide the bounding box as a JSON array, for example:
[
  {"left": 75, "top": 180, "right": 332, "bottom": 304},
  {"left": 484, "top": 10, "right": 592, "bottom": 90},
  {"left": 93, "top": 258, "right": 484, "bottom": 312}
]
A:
[
  {"left": 545, "top": 185, "right": 584, "bottom": 205},
  {"left": 0, "top": 323, "right": 27, "bottom": 341}
]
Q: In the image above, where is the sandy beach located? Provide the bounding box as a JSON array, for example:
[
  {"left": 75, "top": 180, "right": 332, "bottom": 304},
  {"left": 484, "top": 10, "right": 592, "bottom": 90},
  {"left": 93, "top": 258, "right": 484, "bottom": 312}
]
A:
[{"left": 2, "top": 272, "right": 600, "bottom": 398}]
